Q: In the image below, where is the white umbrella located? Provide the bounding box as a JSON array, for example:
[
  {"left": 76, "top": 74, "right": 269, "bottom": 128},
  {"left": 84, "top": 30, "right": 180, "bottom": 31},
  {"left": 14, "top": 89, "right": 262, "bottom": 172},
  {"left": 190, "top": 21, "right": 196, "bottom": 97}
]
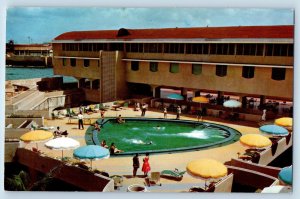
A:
[
  {"left": 223, "top": 100, "right": 242, "bottom": 108},
  {"left": 261, "top": 185, "right": 291, "bottom": 193},
  {"left": 45, "top": 137, "right": 80, "bottom": 159}
]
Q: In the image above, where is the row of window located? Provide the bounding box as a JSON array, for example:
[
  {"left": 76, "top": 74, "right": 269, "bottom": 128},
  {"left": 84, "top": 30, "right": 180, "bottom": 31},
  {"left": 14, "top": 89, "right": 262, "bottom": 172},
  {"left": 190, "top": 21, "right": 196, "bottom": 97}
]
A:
[
  {"left": 61, "top": 43, "right": 293, "bottom": 57},
  {"left": 130, "top": 61, "right": 286, "bottom": 80},
  {"left": 60, "top": 57, "right": 286, "bottom": 81},
  {"left": 62, "top": 58, "right": 98, "bottom": 67}
]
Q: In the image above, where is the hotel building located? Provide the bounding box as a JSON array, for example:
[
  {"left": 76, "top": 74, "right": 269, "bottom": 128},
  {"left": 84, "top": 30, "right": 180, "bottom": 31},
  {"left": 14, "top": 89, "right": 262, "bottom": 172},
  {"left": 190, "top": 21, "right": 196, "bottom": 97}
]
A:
[{"left": 52, "top": 25, "right": 293, "bottom": 107}]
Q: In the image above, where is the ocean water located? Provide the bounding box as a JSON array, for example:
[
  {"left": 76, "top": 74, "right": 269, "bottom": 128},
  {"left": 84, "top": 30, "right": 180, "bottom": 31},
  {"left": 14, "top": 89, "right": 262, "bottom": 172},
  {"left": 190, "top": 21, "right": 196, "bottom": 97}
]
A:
[{"left": 6, "top": 67, "right": 77, "bottom": 83}]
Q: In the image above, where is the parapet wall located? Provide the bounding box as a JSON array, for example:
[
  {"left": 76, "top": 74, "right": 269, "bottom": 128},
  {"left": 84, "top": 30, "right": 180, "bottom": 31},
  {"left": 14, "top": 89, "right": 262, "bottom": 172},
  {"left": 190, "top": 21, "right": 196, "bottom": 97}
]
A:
[{"left": 15, "top": 148, "right": 114, "bottom": 192}]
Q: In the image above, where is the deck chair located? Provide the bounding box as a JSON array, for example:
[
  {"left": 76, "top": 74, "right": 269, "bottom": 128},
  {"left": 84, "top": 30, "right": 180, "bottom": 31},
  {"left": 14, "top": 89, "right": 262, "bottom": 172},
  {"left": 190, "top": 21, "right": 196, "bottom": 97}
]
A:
[
  {"left": 161, "top": 169, "right": 186, "bottom": 181},
  {"left": 93, "top": 104, "right": 100, "bottom": 112},
  {"left": 146, "top": 172, "right": 162, "bottom": 187},
  {"left": 122, "top": 102, "right": 129, "bottom": 109},
  {"left": 66, "top": 108, "right": 76, "bottom": 117},
  {"left": 110, "top": 175, "right": 123, "bottom": 190}
]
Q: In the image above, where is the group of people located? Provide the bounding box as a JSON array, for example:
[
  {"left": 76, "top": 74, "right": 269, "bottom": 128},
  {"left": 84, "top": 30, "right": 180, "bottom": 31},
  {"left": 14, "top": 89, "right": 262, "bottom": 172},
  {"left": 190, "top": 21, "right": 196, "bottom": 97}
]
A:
[
  {"left": 132, "top": 153, "right": 151, "bottom": 177},
  {"left": 162, "top": 106, "right": 182, "bottom": 119},
  {"left": 100, "top": 140, "right": 124, "bottom": 155}
]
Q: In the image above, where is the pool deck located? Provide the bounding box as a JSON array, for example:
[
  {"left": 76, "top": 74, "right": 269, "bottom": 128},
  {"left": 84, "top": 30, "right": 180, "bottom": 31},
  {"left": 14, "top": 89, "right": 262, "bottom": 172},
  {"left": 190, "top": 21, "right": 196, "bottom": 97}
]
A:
[{"left": 25, "top": 106, "right": 264, "bottom": 192}]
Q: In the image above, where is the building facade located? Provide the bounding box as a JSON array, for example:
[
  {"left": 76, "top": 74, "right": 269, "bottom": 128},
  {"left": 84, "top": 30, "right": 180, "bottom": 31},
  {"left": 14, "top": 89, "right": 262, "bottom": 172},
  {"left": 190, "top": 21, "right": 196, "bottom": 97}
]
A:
[{"left": 52, "top": 26, "right": 293, "bottom": 105}]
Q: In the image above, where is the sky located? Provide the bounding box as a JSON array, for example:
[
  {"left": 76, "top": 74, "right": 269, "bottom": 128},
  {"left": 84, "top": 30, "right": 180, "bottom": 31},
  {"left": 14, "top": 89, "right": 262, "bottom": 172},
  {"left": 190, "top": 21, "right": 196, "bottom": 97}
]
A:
[{"left": 6, "top": 7, "right": 294, "bottom": 44}]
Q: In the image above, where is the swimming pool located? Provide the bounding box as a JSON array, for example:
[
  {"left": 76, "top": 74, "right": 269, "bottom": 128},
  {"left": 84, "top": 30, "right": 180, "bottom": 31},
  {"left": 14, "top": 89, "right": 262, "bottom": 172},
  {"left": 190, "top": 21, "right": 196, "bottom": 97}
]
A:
[{"left": 85, "top": 118, "right": 241, "bottom": 155}]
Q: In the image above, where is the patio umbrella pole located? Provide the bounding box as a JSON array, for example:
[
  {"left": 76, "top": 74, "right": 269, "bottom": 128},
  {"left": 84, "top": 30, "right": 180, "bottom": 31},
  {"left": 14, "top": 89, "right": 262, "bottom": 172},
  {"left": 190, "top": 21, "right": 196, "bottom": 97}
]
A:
[
  {"left": 91, "top": 159, "right": 93, "bottom": 170},
  {"left": 62, "top": 150, "right": 64, "bottom": 159},
  {"left": 36, "top": 143, "right": 38, "bottom": 150}
]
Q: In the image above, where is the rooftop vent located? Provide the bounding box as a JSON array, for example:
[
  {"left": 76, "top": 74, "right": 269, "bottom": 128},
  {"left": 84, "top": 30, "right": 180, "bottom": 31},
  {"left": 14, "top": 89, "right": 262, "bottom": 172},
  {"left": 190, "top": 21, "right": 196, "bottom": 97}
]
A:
[{"left": 117, "top": 28, "right": 130, "bottom": 37}]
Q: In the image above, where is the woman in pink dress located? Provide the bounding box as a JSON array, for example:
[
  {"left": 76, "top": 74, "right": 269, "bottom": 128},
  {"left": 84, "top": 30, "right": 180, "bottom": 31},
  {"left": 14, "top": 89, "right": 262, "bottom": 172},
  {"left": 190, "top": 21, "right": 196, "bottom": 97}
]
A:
[{"left": 142, "top": 153, "right": 151, "bottom": 176}]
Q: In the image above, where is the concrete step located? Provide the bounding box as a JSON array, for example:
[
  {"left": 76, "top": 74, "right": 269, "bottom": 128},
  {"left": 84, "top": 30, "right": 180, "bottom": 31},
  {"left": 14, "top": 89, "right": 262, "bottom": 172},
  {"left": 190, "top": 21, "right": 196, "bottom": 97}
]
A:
[{"left": 16, "top": 91, "right": 45, "bottom": 110}]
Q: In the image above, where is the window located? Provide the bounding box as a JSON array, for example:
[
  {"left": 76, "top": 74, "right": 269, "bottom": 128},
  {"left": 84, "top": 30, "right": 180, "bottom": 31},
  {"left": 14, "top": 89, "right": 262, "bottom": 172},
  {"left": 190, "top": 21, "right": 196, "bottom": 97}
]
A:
[
  {"left": 271, "top": 68, "right": 286, "bottom": 81},
  {"left": 265, "top": 44, "right": 274, "bottom": 56},
  {"left": 84, "top": 59, "right": 90, "bottom": 67},
  {"left": 62, "top": 43, "right": 66, "bottom": 51},
  {"left": 170, "top": 63, "right": 179, "bottom": 73},
  {"left": 209, "top": 44, "right": 217, "bottom": 54},
  {"left": 62, "top": 58, "right": 67, "bottom": 66},
  {"left": 131, "top": 61, "right": 139, "bottom": 71},
  {"left": 70, "top": 58, "right": 76, "bottom": 67},
  {"left": 192, "top": 64, "right": 202, "bottom": 75},
  {"left": 236, "top": 44, "right": 244, "bottom": 55},
  {"left": 216, "top": 65, "right": 227, "bottom": 77},
  {"left": 242, "top": 66, "right": 255, "bottom": 78},
  {"left": 150, "top": 62, "right": 158, "bottom": 72},
  {"left": 228, "top": 44, "right": 235, "bottom": 55},
  {"left": 256, "top": 44, "right": 264, "bottom": 56},
  {"left": 287, "top": 44, "right": 294, "bottom": 56}
]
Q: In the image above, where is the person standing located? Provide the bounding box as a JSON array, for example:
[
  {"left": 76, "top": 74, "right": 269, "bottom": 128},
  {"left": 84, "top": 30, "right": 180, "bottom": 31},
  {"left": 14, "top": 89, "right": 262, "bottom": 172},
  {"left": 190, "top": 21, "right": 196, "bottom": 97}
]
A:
[
  {"left": 132, "top": 153, "right": 140, "bottom": 177},
  {"left": 261, "top": 109, "right": 267, "bottom": 121},
  {"left": 100, "top": 110, "right": 105, "bottom": 119},
  {"left": 163, "top": 107, "right": 167, "bottom": 119},
  {"left": 141, "top": 103, "right": 146, "bottom": 116},
  {"left": 176, "top": 106, "right": 181, "bottom": 120},
  {"left": 78, "top": 112, "right": 84, "bottom": 130},
  {"left": 142, "top": 153, "right": 151, "bottom": 177}
]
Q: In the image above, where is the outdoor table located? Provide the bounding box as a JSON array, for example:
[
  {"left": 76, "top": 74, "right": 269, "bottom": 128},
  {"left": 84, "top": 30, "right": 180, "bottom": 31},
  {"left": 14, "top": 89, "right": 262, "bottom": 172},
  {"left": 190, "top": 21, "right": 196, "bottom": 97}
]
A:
[{"left": 112, "top": 104, "right": 121, "bottom": 111}]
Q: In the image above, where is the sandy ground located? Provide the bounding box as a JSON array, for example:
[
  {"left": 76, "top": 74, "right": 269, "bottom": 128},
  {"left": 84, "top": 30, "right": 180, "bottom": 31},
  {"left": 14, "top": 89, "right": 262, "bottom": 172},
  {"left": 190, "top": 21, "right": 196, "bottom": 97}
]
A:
[{"left": 21, "top": 106, "right": 261, "bottom": 192}]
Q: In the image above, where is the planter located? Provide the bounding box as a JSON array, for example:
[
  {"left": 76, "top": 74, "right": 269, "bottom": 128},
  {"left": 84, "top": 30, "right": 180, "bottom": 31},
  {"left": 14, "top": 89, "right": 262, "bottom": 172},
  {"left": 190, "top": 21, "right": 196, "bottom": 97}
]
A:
[{"left": 127, "top": 184, "right": 147, "bottom": 192}]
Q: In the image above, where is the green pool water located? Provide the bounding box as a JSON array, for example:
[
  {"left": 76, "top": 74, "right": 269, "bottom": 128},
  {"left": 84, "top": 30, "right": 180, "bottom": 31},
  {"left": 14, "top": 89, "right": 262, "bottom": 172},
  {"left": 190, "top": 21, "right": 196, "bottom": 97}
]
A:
[{"left": 85, "top": 118, "right": 241, "bottom": 155}]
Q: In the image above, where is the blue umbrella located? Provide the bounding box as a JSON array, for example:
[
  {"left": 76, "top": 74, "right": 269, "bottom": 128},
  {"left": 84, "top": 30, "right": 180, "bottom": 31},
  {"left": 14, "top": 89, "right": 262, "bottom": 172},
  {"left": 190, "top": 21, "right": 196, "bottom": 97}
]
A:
[
  {"left": 73, "top": 145, "right": 109, "bottom": 169},
  {"left": 278, "top": 166, "right": 292, "bottom": 186},
  {"left": 259, "top": 125, "right": 289, "bottom": 137},
  {"left": 167, "top": 93, "right": 184, "bottom": 100}
]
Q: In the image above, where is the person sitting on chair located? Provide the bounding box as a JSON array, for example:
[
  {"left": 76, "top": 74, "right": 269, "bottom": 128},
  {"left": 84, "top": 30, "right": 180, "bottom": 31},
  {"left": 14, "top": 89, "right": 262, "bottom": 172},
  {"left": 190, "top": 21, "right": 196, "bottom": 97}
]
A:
[
  {"left": 116, "top": 115, "right": 125, "bottom": 124},
  {"left": 54, "top": 126, "right": 68, "bottom": 137}
]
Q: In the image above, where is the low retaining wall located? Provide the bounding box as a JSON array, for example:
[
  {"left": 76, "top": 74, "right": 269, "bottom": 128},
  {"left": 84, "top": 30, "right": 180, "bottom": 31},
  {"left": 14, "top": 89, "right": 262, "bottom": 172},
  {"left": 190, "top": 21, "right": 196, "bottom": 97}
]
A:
[
  {"left": 227, "top": 158, "right": 281, "bottom": 178},
  {"left": 226, "top": 165, "right": 279, "bottom": 190},
  {"left": 258, "top": 135, "right": 293, "bottom": 165},
  {"left": 214, "top": 173, "right": 234, "bottom": 192},
  {"left": 15, "top": 148, "right": 114, "bottom": 192}
]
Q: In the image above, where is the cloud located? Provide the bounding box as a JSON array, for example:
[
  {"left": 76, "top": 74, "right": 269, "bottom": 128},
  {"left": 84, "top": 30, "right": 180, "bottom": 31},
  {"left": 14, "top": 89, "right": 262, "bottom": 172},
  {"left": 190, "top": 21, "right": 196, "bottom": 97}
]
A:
[{"left": 6, "top": 7, "right": 294, "bottom": 43}]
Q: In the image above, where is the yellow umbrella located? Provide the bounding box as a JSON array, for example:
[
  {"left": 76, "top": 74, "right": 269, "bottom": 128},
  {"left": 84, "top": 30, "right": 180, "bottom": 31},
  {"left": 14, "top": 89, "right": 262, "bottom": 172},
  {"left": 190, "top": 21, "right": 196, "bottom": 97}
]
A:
[
  {"left": 192, "top": 96, "right": 209, "bottom": 121},
  {"left": 20, "top": 130, "right": 54, "bottom": 149},
  {"left": 192, "top": 96, "right": 209, "bottom": 103},
  {"left": 275, "top": 117, "right": 293, "bottom": 129},
  {"left": 239, "top": 134, "right": 272, "bottom": 148},
  {"left": 186, "top": 159, "right": 228, "bottom": 190}
]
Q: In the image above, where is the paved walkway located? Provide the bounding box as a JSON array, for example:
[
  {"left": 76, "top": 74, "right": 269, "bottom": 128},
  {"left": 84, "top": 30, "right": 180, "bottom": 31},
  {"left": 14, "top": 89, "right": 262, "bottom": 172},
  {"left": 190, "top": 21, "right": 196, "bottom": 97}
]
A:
[{"left": 24, "top": 106, "right": 264, "bottom": 192}]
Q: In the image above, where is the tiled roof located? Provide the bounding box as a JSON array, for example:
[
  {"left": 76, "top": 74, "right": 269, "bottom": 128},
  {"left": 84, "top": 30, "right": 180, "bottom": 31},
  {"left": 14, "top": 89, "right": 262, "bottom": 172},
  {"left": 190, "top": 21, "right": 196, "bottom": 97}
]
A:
[{"left": 54, "top": 25, "right": 294, "bottom": 41}]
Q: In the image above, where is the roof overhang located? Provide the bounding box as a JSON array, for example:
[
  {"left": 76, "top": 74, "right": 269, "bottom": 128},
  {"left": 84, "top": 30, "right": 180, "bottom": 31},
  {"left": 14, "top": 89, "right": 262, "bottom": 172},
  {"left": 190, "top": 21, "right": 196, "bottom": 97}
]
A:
[{"left": 52, "top": 38, "right": 293, "bottom": 44}]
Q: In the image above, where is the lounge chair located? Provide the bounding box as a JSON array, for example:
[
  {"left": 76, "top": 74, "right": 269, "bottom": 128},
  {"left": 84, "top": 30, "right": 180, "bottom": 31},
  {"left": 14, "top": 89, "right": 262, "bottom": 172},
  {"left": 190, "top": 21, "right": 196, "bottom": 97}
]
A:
[
  {"left": 160, "top": 169, "right": 186, "bottom": 181},
  {"left": 145, "top": 172, "right": 162, "bottom": 187},
  {"left": 110, "top": 175, "right": 123, "bottom": 190},
  {"left": 122, "top": 102, "right": 129, "bottom": 109},
  {"left": 92, "top": 104, "right": 100, "bottom": 112},
  {"left": 66, "top": 108, "right": 76, "bottom": 117}
]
